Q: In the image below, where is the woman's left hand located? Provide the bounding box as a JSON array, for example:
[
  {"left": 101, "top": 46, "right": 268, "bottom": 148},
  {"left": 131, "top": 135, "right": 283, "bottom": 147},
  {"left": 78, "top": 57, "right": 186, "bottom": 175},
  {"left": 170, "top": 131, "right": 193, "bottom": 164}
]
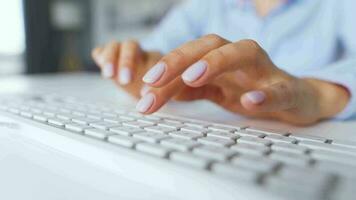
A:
[{"left": 113, "top": 34, "right": 350, "bottom": 125}]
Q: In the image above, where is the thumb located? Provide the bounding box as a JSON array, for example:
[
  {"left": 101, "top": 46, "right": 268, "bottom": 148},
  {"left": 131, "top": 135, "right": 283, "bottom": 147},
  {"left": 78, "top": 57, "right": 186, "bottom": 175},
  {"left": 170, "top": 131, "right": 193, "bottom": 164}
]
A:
[{"left": 240, "top": 80, "right": 300, "bottom": 112}]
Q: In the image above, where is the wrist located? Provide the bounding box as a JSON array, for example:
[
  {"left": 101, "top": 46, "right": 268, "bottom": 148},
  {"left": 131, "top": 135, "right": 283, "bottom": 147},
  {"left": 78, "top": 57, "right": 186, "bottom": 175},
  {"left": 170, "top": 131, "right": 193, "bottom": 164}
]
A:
[{"left": 302, "top": 78, "right": 350, "bottom": 119}]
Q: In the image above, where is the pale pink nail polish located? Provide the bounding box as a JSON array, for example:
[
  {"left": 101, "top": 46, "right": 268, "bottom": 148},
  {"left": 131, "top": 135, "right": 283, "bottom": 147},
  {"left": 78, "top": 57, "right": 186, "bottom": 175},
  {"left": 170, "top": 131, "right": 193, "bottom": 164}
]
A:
[
  {"left": 142, "top": 62, "right": 166, "bottom": 84},
  {"left": 245, "top": 91, "right": 266, "bottom": 104},
  {"left": 182, "top": 60, "right": 207, "bottom": 82},
  {"left": 136, "top": 93, "right": 155, "bottom": 113},
  {"left": 119, "top": 67, "right": 131, "bottom": 85},
  {"left": 102, "top": 63, "right": 113, "bottom": 78}
]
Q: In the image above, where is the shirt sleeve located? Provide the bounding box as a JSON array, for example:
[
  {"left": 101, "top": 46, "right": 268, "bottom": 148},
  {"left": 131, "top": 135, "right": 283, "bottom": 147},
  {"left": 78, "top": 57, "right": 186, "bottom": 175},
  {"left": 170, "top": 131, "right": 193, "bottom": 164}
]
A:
[
  {"left": 140, "top": 0, "right": 208, "bottom": 54},
  {"left": 296, "top": 0, "right": 356, "bottom": 120}
]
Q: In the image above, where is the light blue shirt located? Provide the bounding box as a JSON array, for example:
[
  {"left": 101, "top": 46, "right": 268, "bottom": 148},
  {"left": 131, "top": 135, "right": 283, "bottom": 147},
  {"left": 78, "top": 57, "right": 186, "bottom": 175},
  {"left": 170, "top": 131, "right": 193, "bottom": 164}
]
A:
[{"left": 141, "top": 0, "right": 356, "bottom": 120}]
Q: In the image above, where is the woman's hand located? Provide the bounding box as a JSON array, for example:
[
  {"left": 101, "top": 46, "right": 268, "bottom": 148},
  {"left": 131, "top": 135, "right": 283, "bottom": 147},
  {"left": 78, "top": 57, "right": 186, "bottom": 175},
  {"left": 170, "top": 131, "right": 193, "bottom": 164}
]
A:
[
  {"left": 91, "top": 40, "right": 162, "bottom": 98},
  {"left": 92, "top": 35, "right": 350, "bottom": 125}
]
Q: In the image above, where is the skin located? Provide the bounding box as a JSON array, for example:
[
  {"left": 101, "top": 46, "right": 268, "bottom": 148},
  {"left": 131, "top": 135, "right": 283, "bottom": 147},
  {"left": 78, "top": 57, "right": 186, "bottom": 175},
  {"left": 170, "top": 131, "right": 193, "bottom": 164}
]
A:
[{"left": 91, "top": 1, "right": 350, "bottom": 126}]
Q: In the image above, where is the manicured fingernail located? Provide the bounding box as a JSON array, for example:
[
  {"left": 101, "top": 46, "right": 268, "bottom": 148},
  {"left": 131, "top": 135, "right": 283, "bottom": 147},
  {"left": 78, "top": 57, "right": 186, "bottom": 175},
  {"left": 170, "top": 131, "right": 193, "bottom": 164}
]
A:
[
  {"left": 143, "top": 62, "right": 166, "bottom": 84},
  {"left": 182, "top": 60, "right": 207, "bottom": 82},
  {"left": 140, "top": 85, "right": 150, "bottom": 96},
  {"left": 136, "top": 93, "right": 155, "bottom": 113},
  {"left": 102, "top": 63, "right": 113, "bottom": 78},
  {"left": 119, "top": 67, "right": 131, "bottom": 85},
  {"left": 245, "top": 91, "right": 266, "bottom": 104}
]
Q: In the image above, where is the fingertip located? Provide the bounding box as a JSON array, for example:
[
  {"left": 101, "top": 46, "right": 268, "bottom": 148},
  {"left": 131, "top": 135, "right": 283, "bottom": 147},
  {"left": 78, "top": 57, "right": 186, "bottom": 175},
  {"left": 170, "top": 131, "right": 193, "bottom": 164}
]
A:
[
  {"left": 142, "top": 62, "right": 166, "bottom": 84},
  {"left": 136, "top": 93, "right": 156, "bottom": 113},
  {"left": 241, "top": 91, "right": 266, "bottom": 111},
  {"left": 102, "top": 63, "right": 114, "bottom": 78},
  {"left": 118, "top": 67, "right": 132, "bottom": 85}
]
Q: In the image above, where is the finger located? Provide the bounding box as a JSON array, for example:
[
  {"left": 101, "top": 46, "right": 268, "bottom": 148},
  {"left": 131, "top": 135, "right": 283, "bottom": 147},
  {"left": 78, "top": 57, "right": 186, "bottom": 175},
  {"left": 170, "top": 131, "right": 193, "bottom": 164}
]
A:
[
  {"left": 140, "top": 84, "right": 151, "bottom": 97},
  {"left": 117, "top": 40, "right": 140, "bottom": 85},
  {"left": 136, "top": 78, "right": 185, "bottom": 114},
  {"left": 136, "top": 80, "right": 225, "bottom": 114},
  {"left": 181, "top": 39, "right": 275, "bottom": 87},
  {"left": 142, "top": 34, "right": 229, "bottom": 87},
  {"left": 91, "top": 47, "right": 104, "bottom": 67},
  {"left": 240, "top": 80, "right": 299, "bottom": 112},
  {"left": 100, "top": 41, "right": 121, "bottom": 78}
]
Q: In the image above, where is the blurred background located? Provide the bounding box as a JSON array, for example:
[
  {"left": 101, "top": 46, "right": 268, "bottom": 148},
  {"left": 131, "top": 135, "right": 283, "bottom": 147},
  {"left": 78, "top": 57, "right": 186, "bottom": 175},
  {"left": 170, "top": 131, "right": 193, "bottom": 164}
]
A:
[{"left": 0, "top": 0, "right": 181, "bottom": 75}]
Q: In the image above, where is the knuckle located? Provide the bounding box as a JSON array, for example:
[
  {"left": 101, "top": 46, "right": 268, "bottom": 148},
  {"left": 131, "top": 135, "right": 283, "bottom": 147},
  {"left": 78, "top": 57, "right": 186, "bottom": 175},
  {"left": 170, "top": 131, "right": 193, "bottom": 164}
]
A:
[
  {"left": 238, "top": 39, "right": 261, "bottom": 50},
  {"left": 202, "top": 34, "right": 225, "bottom": 45},
  {"left": 169, "top": 48, "right": 186, "bottom": 60},
  {"left": 108, "top": 40, "right": 119, "bottom": 48}
]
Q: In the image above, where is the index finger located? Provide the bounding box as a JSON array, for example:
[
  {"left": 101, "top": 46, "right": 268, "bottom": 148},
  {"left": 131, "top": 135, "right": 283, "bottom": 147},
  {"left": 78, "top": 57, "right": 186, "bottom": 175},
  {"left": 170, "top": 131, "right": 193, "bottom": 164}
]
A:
[{"left": 142, "top": 34, "right": 229, "bottom": 87}]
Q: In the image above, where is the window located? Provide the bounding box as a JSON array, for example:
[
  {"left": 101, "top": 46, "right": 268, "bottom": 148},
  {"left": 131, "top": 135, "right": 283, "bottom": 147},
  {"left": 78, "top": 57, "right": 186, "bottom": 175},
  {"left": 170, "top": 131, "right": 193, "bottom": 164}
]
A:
[{"left": 0, "top": 0, "right": 25, "bottom": 74}]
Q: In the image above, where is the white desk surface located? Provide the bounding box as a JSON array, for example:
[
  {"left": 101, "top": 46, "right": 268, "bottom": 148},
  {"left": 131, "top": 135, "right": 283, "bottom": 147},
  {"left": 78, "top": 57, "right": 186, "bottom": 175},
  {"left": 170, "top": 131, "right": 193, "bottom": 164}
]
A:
[{"left": 0, "top": 72, "right": 355, "bottom": 200}]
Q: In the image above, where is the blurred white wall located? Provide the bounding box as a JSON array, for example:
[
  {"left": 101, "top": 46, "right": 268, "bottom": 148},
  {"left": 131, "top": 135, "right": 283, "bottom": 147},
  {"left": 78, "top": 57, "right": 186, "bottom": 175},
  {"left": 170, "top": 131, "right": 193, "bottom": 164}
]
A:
[{"left": 0, "top": 0, "right": 25, "bottom": 75}]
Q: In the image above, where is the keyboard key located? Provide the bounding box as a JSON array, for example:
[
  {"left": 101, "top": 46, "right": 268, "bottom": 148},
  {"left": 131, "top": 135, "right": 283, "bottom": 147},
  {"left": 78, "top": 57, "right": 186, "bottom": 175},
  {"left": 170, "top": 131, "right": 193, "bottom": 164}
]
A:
[
  {"left": 103, "top": 117, "right": 130, "bottom": 123},
  {"left": 43, "top": 110, "right": 57, "bottom": 117},
  {"left": 230, "top": 143, "right": 270, "bottom": 156},
  {"left": 181, "top": 126, "right": 210, "bottom": 134},
  {"left": 269, "top": 151, "right": 311, "bottom": 167},
  {"left": 170, "top": 152, "right": 212, "bottom": 169},
  {"left": 289, "top": 134, "right": 328, "bottom": 143},
  {"left": 237, "top": 136, "right": 272, "bottom": 146},
  {"left": 101, "top": 112, "right": 118, "bottom": 118},
  {"left": 160, "top": 138, "right": 200, "bottom": 151},
  {"left": 89, "top": 121, "right": 121, "bottom": 130},
  {"left": 33, "top": 114, "right": 48, "bottom": 122},
  {"left": 231, "top": 155, "right": 280, "bottom": 173},
  {"left": 193, "top": 145, "right": 237, "bottom": 161},
  {"left": 264, "top": 135, "right": 297, "bottom": 144},
  {"left": 48, "top": 118, "right": 70, "bottom": 127},
  {"left": 119, "top": 115, "right": 136, "bottom": 120},
  {"left": 72, "top": 117, "right": 100, "bottom": 125},
  {"left": 235, "top": 130, "right": 265, "bottom": 138},
  {"left": 122, "top": 121, "right": 153, "bottom": 128},
  {"left": 56, "top": 113, "right": 76, "bottom": 120},
  {"left": 208, "top": 125, "right": 236, "bottom": 133},
  {"left": 65, "top": 123, "right": 92, "bottom": 133},
  {"left": 136, "top": 143, "right": 173, "bottom": 158},
  {"left": 331, "top": 140, "right": 356, "bottom": 149},
  {"left": 157, "top": 122, "right": 185, "bottom": 129},
  {"left": 299, "top": 140, "right": 356, "bottom": 155},
  {"left": 144, "top": 126, "right": 177, "bottom": 134},
  {"left": 245, "top": 127, "right": 289, "bottom": 136},
  {"left": 137, "top": 118, "right": 159, "bottom": 124},
  {"left": 207, "top": 131, "right": 240, "bottom": 140},
  {"left": 20, "top": 111, "right": 33, "bottom": 118},
  {"left": 184, "top": 121, "right": 209, "bottom": 128},
  {"left": 265, "top": 170, "right": 336, "bottom": 200},
  {"left": 314, "top": 160, "right": 356, "bottom": 178},
  {"left": 109, "top": 126, "right": 144, "bottom": 136},
  {"left": 169, "top": 131, "right": 204, "bottom": 140},
  {"left": 133, "top": 132, "right": 170, "bottom": 143},
  {"left": 311, "top": 149, "right": 356, "bottom": 166},
  {"left": 271, "top": 142, "right": 308, "bottom": 154},
  {"left": 84, "top": 129, "right": 115, "bottom": 140},
  {"left": 108, "top": 135, "right": 143, "bottom": 148},
  {"left": 197, "top": 137, "right": 235, "bottom": 147},
  {"left": 162, "top": 117, "right": 184, "bottom": 124},
  {"left": 212, "top": 163, "right": 261, "bottom": 183}
]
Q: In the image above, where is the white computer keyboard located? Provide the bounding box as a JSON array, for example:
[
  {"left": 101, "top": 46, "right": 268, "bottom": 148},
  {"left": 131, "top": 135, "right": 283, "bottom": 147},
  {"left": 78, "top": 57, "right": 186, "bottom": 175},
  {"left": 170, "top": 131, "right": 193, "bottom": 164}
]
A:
[{"left": 0, "top": 94, "right": 355, "bottom": 200}]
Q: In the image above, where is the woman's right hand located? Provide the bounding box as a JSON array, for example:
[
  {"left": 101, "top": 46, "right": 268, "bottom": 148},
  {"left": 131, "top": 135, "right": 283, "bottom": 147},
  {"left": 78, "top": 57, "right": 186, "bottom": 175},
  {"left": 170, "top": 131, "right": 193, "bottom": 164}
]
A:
[{"left": 91, "top": 40, "right": 162, "bottom": 98}]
